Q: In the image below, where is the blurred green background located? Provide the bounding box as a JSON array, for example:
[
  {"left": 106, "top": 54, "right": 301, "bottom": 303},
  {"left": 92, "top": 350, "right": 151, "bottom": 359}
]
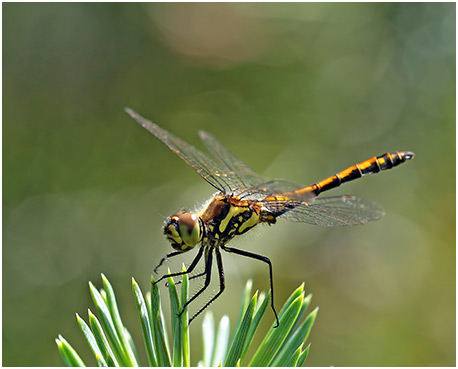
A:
[{"left": 3, "top": 3, "right": 455, "bottom": 366}]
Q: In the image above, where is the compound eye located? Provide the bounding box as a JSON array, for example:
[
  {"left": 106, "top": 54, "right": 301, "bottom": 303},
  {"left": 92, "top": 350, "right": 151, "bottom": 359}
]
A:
[
  {"left": 163, "top": 211, "right": 202, "bottom": 251},
  {"left": 177, "top": 212, "right": 201, "bottom": 248}
]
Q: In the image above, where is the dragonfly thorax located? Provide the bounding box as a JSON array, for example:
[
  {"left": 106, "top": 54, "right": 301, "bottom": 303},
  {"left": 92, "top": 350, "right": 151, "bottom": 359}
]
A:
[{"left": 163, "top": 211, "right": 204, "bottom": 251}]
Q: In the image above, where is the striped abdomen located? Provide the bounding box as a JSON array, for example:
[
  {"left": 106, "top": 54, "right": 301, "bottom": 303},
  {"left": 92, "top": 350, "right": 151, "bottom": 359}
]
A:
[{"left": 295, "top": 151, "right": 415, "bottom": 197}]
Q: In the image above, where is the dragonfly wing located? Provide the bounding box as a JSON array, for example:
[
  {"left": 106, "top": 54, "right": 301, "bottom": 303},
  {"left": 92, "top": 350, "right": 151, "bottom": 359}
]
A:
[
  {"left": 126, "top": 108, "right": 233, "bottom": 193},
  {"left": 238, "top": 178, "right": 316, "bottom": 201},
  {"left": 198, "top": 130, "right": 266, "bottom": 190},
  {"left": 254, "top": 178, "right": 305, "bottom": 192},
  {"left": 275, "top": 195, "right": 385, "bottom": 227}
]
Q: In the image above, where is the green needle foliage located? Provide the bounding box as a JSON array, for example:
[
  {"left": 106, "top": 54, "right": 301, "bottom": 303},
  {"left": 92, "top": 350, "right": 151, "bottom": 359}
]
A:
[{"left": 56, "top": 269, "right": 318, "bottom": 367}]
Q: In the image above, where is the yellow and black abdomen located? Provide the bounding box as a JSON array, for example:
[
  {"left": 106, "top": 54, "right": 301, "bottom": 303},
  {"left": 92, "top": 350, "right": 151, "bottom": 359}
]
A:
[{"left": 296, "top": 151, "right": 415, "bottom": 197}]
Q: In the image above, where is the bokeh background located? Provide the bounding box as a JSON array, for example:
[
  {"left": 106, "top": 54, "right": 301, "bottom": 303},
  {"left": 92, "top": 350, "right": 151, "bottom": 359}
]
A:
[{"left": 3, "top": 3, "right": 455, "bottom": 366}]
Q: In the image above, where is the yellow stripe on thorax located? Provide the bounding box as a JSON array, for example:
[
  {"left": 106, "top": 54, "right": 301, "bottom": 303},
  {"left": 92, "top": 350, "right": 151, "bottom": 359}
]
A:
[
  {"left": 219, "top": 206, "right": 248, "bottom": 233},
  {"left": 238, "top": 212, "right": 260, "bottom": 233}
]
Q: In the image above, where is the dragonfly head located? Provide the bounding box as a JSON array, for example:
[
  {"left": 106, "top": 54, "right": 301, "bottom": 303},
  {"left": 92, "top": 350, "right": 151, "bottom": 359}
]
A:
[{"left": 163, "top": 211, "right": 203, "bottom": 251}]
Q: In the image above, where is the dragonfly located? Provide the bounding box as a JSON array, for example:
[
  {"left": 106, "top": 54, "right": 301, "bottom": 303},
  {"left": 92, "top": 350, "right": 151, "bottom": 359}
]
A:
[{"left": 126, "top": 107, "right": 414, "bottom": 326}]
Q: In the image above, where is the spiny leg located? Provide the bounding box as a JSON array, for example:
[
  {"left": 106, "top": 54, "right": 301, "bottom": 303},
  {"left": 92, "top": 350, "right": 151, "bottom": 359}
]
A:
[
  {"left": 178, "top": 247, "right": 214, "bottom": 317},
  {"left": 189, "top": 247, "right": 226, "bottom": 324},
  {"left": 153, "top": 246, "right": 204, "bottom": 285},
  {"left": 172, "top": 270, "right": 207, "bottom": 286},
  {"left": 154, "top": 251, "right": 183, "bottom": 274},
  {"left": 221, "top": 245, "right": 279, "bottom": 328}
]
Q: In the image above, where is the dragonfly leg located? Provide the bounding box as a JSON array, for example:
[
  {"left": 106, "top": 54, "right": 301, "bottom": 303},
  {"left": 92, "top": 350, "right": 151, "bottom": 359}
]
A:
[
  {"left": 178, "top": 247, "right": 214, "bottom": 317},
  {"left": 154, "top": 251, "right": 184, "bottom": 274},
  {"left": 221, "top": 245, "right": 280, "bottom": 328},
  {"left": 153, "top": 246, "right": 204, "bottom": 285},
  {"left": 173, "top": 270, "right": 206, "bottom": 286},
  {"left": 188, "top": 247, "right": 226, "bottom": 324}
]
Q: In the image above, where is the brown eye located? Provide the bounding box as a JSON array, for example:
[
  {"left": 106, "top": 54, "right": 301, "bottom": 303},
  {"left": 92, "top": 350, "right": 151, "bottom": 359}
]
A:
[
  {"left": 163, "top": 211, "right": 202, "bottom": 251},
  {"left": 177, "top": 212, "right": 202, "bottom": 247}
]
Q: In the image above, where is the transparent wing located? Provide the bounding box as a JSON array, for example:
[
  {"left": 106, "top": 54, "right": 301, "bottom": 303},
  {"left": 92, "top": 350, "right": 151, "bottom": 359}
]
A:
[
  {"left": 198, "top": 130, "right": 266, "bottom": 190},
  {"left": 267, "top": 195, "right": 385, "bottom": 227},
  {"left": 127, "top": 108, "right": 239, "bottom": 193},
  {"left": 237, "top": 178, "right": 316, "bottom": 202}
]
